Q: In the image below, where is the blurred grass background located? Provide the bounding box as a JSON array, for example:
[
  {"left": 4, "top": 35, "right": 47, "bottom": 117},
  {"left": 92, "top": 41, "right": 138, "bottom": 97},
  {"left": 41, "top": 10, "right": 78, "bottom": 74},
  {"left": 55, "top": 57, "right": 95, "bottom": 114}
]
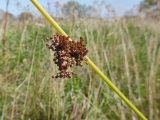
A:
[{"left": 0, "top": 0, "right": 160, "bottom": 120}]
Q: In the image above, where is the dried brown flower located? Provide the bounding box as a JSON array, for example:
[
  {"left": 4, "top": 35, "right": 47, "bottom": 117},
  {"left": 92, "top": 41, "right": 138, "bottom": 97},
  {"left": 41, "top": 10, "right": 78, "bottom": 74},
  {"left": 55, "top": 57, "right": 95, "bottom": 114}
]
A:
[{"left": 46, "top": 35, "right": 88, "bottom": 78}]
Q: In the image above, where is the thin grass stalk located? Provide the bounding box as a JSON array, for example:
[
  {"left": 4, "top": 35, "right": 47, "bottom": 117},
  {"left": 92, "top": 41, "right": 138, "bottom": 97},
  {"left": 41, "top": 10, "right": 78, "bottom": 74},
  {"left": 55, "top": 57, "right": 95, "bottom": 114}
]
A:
[
  {"left": 103, "top": 51, "right": 126, "bottom": 120},
  {"left": 122, "top": 22, "right": 141, "bottom": 101},
  {"left": 30, "top": 0, "right": 147, "bottom": 119},
  {"left": 21, "top": 32, "right": 38, "bottom": 119},
  {"left": 11, "top": 95, "right": 17, "bottom": 120},
  {"left": 121, "top": 37, "right": 136, "bottom": 120},
  {"left": 147, "top": 36, "right": 158, "bottom": 120},
  {"left": 2, "top": 0, "right": 9, "bottom": 55}
]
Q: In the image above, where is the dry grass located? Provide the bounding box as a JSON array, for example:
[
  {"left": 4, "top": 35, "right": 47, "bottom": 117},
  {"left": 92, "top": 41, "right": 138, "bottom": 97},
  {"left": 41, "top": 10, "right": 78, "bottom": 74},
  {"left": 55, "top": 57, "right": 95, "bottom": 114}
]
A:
[{"left": 0, "top": 18, "right": 160, "bottom": 119}]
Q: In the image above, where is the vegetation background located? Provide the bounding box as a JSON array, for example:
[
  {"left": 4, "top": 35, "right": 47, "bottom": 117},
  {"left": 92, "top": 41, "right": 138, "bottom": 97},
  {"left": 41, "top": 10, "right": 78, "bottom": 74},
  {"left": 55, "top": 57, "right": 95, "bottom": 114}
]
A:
[{"left": 0, "top": 0, "right": 160, "bottom": 119}]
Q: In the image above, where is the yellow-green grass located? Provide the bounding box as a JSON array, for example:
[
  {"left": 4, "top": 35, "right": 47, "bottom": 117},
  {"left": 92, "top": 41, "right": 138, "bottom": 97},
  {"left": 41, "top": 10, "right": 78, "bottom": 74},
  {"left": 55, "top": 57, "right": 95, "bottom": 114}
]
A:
[{"left": 0, "top": 18, "right": 160, "bottom": 119}]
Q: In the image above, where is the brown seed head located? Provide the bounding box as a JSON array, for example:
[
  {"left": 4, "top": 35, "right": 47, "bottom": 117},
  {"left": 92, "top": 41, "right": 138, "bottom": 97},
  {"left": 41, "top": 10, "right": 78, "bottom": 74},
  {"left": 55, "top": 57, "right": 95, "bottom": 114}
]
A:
[{"left": 46, "top": 35, "right": 88, "bottom": 78}]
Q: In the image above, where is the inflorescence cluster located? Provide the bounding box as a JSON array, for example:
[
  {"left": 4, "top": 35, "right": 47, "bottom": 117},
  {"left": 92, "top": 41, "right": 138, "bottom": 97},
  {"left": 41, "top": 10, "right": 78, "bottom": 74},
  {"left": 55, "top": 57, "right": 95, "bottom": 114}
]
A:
[{"left": 46, "top": 35, "right": 88, "bottom": 78}]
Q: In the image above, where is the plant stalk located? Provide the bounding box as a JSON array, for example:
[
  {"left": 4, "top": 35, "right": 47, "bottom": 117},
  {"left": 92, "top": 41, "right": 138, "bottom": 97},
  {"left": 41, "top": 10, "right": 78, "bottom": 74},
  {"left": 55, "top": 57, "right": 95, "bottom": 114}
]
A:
[{"left": 30, "top": 0, "right": 147, "bottom": 119}]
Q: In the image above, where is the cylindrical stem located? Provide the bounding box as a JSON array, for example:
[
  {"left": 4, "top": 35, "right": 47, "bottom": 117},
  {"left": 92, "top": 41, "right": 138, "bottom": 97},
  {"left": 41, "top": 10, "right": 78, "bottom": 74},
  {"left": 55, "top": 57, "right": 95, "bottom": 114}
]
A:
[
  {"left": 86, "top": 57, "right": 147, "bottom": 120},
  {"left": 31, "top": 0, "right": 67, "bottom": 36},
  {"left": 30, "top": 0, "right": 147, "bottom": 120}
]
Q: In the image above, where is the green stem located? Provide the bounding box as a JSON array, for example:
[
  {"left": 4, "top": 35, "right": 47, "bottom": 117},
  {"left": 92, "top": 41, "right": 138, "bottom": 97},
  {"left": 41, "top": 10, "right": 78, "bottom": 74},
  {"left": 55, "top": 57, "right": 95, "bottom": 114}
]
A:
[{"left": 31, "top": 0, "right": 147, "bottom": 119}]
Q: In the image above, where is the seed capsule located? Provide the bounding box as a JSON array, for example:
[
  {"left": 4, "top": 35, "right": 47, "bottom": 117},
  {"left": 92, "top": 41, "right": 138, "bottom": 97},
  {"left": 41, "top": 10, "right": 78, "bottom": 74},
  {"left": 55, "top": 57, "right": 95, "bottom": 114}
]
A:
[{"left": 46, "top": 35, "right": 88, "bottom": 78}]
